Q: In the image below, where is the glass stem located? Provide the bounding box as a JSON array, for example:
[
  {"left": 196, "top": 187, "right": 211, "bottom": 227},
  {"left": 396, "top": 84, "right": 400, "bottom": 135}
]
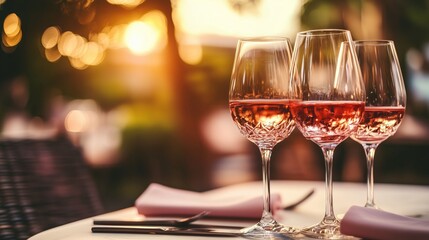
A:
[
  {"left": 321, "top": 145, "right": 336, "bottom": 222},
  {"left": 363, "top": 144, "right": 378, "bottom": 208},
  {"left": 260, "top": 148, "right": 273, "bottom": 221}
]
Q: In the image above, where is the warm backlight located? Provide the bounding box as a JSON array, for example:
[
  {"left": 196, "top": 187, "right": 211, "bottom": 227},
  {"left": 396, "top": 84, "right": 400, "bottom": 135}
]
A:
[
  {"left": 40, "top": 10, "right": 166, "bottom": 69},
  {"left": 124, "top": 21, "right": 157, "bottom": 55}
]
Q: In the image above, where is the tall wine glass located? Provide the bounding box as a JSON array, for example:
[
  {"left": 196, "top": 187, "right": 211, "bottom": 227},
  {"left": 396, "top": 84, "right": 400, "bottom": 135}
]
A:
[
  {"left": 289, "top": 29, "right": 365, "bottom": 239},
  {"left": 351, "top": 40, "right": 406, "bottom": 209},
  {"left": 229, "top": 37, "right": 296, "bottom": 238}
]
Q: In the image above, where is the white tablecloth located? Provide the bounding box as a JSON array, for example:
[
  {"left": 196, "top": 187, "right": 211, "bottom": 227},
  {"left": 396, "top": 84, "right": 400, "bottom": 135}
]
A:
[{"left": 29, "top": 180, "right": 429, "bottom": 240}]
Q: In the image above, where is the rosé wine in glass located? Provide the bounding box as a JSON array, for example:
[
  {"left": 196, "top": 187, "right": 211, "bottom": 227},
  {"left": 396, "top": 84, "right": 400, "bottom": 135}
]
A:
[
  {"left": 351, "top": 40, "right": 406, "bottom": 209},
  {"left": 289, "top": 29, "right": 365, "bottom": 239},
  {"left": 290, "top": 101, "right": 364, "bottom": 145},
  {"left": 229, "top": 99, "right": 295, "bottom": 148},
  {"left": 229, "top": 37, "right": 297, "bottom": 238}
]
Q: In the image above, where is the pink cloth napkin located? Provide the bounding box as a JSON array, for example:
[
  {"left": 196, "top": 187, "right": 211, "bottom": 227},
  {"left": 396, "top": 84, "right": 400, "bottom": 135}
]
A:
[
  {"left": 340, "top": 205, "right": 429, "bottom": 240},
  {"left": 135, "top": 183, "right": 282, "bottom": 219}
]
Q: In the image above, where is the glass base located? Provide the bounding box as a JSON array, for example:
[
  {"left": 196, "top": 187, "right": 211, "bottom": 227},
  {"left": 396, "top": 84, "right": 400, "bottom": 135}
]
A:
[
  {"left": 241, "top": 215, "right": 298, "bottom": 239},
  {"left": 365, "top": 202, "right": 380, "bottom": 209},
  {"left": 300, "top": 218, "right": 357, "bottom": 239}
]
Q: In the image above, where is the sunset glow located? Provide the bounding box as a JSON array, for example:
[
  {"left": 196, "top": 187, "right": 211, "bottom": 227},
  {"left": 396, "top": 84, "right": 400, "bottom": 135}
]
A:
[{"left": 124, "top": 21, "right": 157, "bottom": 55}]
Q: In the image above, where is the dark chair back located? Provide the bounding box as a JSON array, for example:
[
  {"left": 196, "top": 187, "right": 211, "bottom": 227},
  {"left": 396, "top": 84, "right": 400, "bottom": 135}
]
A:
[{"left": 0, "top": 135, "right": 103, "bottom": 240}]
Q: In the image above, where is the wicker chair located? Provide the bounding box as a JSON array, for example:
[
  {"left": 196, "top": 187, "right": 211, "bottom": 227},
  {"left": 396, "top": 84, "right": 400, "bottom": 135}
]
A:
[{"left": 0, "top": 135, "right": 104, "bottom": 240}]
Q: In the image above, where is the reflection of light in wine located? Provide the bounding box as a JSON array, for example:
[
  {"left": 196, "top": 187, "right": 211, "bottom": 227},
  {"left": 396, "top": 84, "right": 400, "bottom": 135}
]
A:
[{"left": 259, "top": 115, "right": 283, "bottom": 128}]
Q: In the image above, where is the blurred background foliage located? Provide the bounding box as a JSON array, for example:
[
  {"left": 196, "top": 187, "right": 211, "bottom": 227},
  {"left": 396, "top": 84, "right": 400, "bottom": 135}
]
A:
[
  {"left": 0, "top": 0, "right": 429, "bottom": 212},
  {"left": 301, "top": 0, "right": 429, "bottom": 117}
]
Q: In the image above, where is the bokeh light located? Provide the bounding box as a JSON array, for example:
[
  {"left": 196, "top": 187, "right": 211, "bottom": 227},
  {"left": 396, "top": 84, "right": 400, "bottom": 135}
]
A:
[
  {"left": 44, "top": 47, "right": 62, "bottom": 62},
  {"left": 3, "top": 29, "right": 22, "bottom": 47},
  {"left": 124, "top": 21, "right": 157, "bottom": 55},
  {"left": 80, "top": 41, "right": 104, "bottom": 66},
  {"left": 68, "top": 57, "right": 88, "bottom": 70},
  {"left": 65, "top": 109, "right": 89, "bottom": 133},
  {"left": 40, "top": 10, "right": 167, "bottom": 69},
  {"left": 106, "top": 0, "right": 145, "bottom": 8},
  {"left": 41, "top": 26, "right": 61, "bottom": 49},
  {"left": 3, "top": 13, "right": 20, "bottom": 37},
  {"left": 58, "top": 31, "right": 79, "bottom": 57},
  {"left": 2, "top": 13, "right": 22, "bottom": 49},
  {"left": 124, "top": 10, "right": 167, "bottom": 55},
  {"left": 178, "top": 39, "right": 203, "bottom": 65}
]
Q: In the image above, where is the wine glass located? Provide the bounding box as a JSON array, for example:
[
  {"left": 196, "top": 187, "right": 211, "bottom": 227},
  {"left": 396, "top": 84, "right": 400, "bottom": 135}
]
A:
[
  {"left": 351, "top": 40, "right": 406, "bottom": 209},
  {"left": 289, "top": 29, "right": 365, "bottom": 239},
  {"left": 229, "top": 37, "right": 296, "bottom": 238}
]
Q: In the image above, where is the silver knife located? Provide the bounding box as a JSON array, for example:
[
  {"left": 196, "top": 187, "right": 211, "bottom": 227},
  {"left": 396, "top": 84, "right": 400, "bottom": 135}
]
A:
[
  {"left": 91, "top": 225, "right": 241, "bottom": 237},
  {"left": 93, "top": 219, "right": 245, "bottom": 229}
]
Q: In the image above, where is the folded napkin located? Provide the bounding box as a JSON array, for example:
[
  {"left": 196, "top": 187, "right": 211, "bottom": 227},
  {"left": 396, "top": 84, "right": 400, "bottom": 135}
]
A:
[
  {"left": 340, "top": 205, "right": 429, "bottom": 240},
  {"left": 135, "top": 183, "right": 282, "bottom": 219}
]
